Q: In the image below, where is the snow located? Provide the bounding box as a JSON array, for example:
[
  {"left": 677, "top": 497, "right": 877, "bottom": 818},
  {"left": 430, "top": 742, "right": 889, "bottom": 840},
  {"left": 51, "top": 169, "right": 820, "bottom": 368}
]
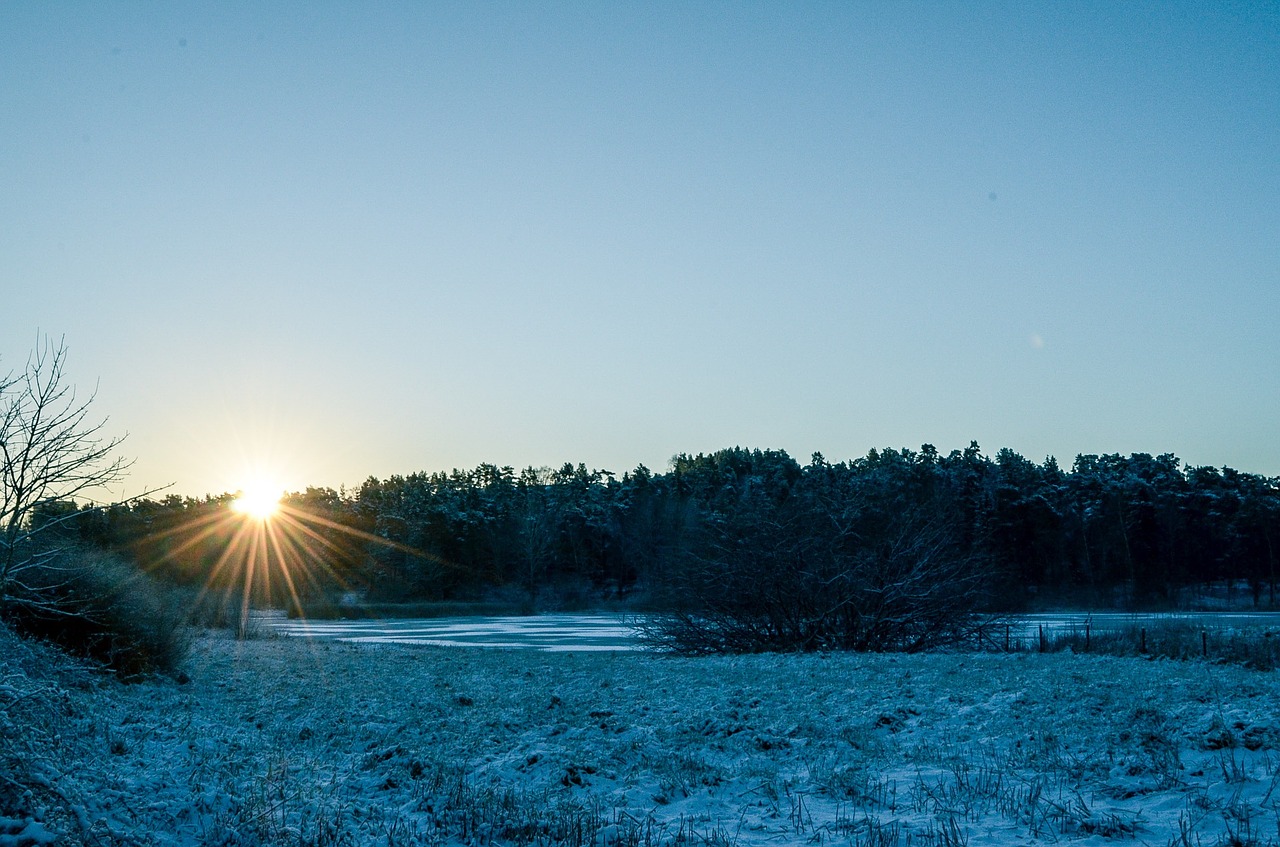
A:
[
  {"left": 4, "top": 625, "right": 1280, "bottom": 845},
  {"left": 0, "top": 817, "right": 59, "bottom": 847}
]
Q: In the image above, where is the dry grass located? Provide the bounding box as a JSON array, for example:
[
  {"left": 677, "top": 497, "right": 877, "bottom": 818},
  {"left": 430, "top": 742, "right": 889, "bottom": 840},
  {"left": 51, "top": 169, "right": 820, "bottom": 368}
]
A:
[{"left": 1020, "top": 618, "right": 1280, "bottom": 671}]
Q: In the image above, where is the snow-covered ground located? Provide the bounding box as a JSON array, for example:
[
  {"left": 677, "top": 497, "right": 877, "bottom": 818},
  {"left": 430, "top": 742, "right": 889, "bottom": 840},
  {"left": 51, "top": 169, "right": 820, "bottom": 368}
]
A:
[{"left": 4, "top": 626, "right": 1280, "bottom": 846}]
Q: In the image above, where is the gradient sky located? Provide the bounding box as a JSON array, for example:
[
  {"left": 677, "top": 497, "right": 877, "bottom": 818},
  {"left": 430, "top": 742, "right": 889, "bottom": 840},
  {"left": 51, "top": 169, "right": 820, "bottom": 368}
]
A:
[{"left": 3, "top": 2, "right": 1278, "bottom": 498}]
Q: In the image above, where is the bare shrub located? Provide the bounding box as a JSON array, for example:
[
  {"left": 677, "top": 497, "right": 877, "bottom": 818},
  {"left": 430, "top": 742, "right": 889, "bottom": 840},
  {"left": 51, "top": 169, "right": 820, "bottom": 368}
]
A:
[
  {"left": 640, "top": 481, "right": 997, "bottom": 654},
  {"left": 3, "top": 546, "right": 190, "bottom": 676}
]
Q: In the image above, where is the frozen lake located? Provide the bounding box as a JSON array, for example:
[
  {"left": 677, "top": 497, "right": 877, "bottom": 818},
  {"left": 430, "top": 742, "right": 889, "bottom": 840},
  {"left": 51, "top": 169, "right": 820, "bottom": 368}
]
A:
[
  {"left": 263, "top": 610, "right": 1280, "bottom": 652},
  {"left": 267, "top": 613, "right": 642, "bottom": 651}
]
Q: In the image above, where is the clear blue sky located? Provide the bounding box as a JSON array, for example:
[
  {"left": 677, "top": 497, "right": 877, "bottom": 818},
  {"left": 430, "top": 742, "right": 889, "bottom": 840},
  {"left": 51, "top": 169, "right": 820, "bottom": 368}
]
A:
[{"left": 3, "top": 2, "right": 1278, "bottom": 497}]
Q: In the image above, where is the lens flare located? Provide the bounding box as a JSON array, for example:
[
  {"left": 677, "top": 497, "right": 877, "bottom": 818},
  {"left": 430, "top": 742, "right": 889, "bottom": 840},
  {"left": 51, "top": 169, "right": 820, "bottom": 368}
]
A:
[
  {"left": 232, "top": 483, "right": 282, "bottom": 520},
  {"left": 129, "top": 473, "right": 449, "bottom": 639}
]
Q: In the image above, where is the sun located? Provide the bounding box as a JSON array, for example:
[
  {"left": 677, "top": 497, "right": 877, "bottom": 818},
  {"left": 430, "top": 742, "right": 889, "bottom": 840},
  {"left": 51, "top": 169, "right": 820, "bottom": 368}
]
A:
[{"left": 232, "top": 481, "right": 283, "bottom": 520}]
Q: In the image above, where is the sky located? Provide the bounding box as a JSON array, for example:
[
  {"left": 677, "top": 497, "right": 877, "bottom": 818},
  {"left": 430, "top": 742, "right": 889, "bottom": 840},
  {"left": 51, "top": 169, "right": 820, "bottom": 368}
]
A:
[{"left": 2, "top": 2, "right": 1278, "bottom": 499}]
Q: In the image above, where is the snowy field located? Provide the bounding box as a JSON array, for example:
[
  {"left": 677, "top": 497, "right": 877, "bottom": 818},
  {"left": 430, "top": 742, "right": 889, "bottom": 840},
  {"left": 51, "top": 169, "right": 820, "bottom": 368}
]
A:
[{"left": 5, "top": 627, "right": 1280, "bottom": 846}]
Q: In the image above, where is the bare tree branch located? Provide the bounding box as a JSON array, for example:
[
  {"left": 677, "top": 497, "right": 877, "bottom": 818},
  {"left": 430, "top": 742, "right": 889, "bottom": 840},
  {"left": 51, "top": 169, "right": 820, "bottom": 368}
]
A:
[{"left": 0, "top": 336, "right": 151, "bottom": 606}]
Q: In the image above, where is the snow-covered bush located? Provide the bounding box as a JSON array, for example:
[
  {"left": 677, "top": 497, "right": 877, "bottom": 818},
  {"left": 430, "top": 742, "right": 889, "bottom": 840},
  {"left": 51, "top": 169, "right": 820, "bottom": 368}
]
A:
[{"left": 3, "top": 546, "right": 189, "bottom": 677}]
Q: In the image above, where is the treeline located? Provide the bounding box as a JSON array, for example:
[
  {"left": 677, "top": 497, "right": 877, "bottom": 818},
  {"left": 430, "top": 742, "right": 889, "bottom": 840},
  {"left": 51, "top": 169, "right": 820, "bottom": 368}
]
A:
[{"left": 71, "top": 444, "right": 1280, "bottom": 612}]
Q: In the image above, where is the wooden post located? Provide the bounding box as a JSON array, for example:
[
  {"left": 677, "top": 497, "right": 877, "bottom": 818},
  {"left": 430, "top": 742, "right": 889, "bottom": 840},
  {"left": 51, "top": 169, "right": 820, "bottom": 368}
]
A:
[
  {"left": 1039, "top": 624, "right": 1045, "bottom": 653},
  {"left": 1005, "top": 625, "right": 1010, "bottom": 653},
  {"left": 1140, "top": 627, "right": 1147, "bottom": 654},
  {"left": 1085, "top": 621, "right": 1091, "bottom": 653},
  {"left": 1202, "top": 629, "right": 1208, "bottom": 658}
]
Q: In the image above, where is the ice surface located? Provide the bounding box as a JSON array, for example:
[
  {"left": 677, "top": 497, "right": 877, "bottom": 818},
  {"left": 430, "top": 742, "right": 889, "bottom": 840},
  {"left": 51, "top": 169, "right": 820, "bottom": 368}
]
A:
[{"left": 267, "top": 613, "right": 643, "bottom": 651}]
